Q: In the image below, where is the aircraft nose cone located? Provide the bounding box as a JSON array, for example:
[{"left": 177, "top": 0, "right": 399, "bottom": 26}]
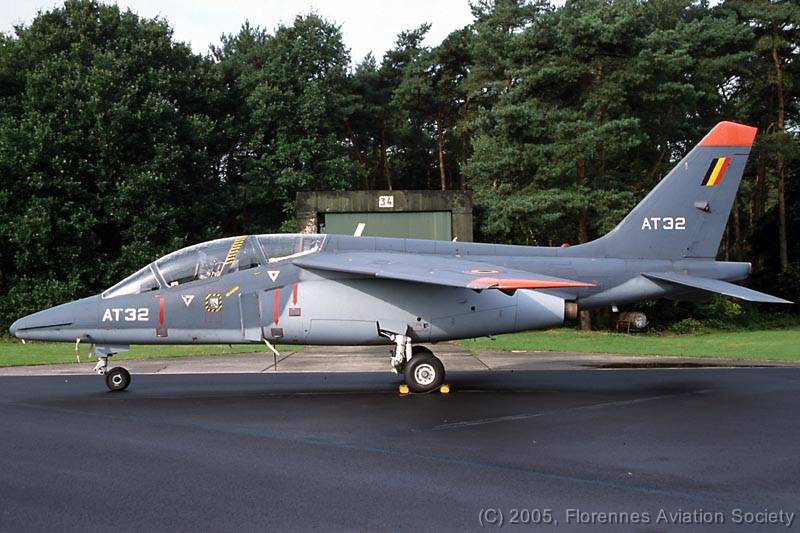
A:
[{"left": 9, "top": 295, "right": 99, "bottom": 341}]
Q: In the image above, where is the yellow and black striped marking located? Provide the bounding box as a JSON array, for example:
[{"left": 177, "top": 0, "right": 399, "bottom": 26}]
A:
[
  {"left": 204, "top": 292, "right": 224, "bottom": 313},
  {"left": 701, "top": 157, "right": 731, "bottom": 187},
  {"left": 224, "top": 236, "right": 247, "bottom": 265}
]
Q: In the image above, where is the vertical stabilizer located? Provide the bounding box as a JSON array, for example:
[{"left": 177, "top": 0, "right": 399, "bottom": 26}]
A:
[{"left": 573, "top": 121, "right": 757, "bottom": 260}]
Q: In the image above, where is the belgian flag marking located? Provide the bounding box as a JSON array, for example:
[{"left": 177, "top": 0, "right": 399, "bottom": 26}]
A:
[{"left": 701, "top": 157, "right": 731, "bottom": 187}]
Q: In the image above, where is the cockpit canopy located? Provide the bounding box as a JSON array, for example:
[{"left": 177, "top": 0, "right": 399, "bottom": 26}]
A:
[{"left": 102, "top": 234, "right": 325, "bottom": 299}]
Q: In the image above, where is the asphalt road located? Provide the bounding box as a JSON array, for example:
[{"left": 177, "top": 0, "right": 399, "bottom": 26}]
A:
[{"left": 1, "top": 368, "right": 798, "bottom": 532}]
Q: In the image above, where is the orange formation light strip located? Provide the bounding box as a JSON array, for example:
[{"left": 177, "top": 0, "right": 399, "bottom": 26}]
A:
[
  {"left": 273, "top": 288, "right": 280, "bottom": 325},
  {"left": 467, "top": 278, "right": 595, "bottom": 290}
]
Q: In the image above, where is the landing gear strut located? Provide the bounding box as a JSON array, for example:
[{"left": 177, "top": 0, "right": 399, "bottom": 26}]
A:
[{"left": 386, "top": 332, "right": 412, "bottom": 374}]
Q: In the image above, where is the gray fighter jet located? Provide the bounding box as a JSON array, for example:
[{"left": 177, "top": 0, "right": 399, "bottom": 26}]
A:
[{"left": 9, "top": 121, "right": 791, "bottom": 392}]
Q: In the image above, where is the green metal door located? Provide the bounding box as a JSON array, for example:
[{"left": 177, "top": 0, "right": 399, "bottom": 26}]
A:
[{"left": 322, "top": 212, "right": 452, "bottom": 240}]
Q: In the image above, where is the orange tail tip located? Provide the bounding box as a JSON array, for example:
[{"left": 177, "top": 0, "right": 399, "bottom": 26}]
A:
[
  {"left": 467, "top": 278, "right": 596, "bottom": 290},
  {"left": 699, "top": 121, "right": 758, "bottom": 147}
]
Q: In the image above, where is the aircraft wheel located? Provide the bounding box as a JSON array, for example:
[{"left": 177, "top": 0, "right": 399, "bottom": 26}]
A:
[
  {"left": 105, "top": 367, "right": 131, "bottom": 392},
  {"left": 404, "top": 352, "right": 445, "bottom": 393}
]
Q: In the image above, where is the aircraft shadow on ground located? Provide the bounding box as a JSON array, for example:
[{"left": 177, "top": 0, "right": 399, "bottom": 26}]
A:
[{"left": 19, "top": 369, "right": 720, "bottom": 405}]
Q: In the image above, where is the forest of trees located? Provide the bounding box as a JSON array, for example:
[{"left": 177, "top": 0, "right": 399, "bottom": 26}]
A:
[{"left": 0, "top": 0, "right": 797, "bottom": 331}]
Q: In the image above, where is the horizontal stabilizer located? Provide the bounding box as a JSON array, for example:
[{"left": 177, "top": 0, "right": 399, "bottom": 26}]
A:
[
  {"left": 295, "top": 252, "right": 594, "bottom": 291},
  {"left": 643, "top": 272, "right": 792, "bottom": 304}
]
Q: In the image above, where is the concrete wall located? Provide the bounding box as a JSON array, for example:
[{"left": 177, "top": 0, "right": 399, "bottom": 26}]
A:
[{"left": 296, "top": 190, "right": 474, "bottom": 241}]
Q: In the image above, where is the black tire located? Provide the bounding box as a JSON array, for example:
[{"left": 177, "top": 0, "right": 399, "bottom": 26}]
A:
[
  {"left": 412, "top": 345, "right": 433, "bottom": 357},
  {"left": 105, "top": 367, "right": 131, "bottom": 392},
  {"left": 404, "top": 352, "right": 445, "bottom": 393}
]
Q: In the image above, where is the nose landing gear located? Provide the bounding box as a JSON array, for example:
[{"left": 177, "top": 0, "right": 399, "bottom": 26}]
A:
[{"left": 91, "top": 345, "right": 132, "bottom": 392}]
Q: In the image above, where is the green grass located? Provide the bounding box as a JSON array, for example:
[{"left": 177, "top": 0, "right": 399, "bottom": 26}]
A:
[
  {"left": 0, "top": 340, "right": 296, "bottom": 367},
  {"left": 459, "top": 328, "right": 800, "bottom": 361},
  {"left": 4, "top": 328, "right": 799, "bottom": 366}
]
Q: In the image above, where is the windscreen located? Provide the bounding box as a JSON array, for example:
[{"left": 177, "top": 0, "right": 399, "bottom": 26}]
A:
[{"left": 102, "top": 265, "right": 160, "bottom": 299}]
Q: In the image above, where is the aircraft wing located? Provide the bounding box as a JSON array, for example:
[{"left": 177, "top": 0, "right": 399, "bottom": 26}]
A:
[
  {"left": 293, "top": 252, "right": 594, "bottom": 291},
  {"left": 643, "top": 272, "right": 792, "bottom": 304}
]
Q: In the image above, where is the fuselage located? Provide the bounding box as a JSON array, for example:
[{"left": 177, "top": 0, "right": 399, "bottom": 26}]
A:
[{"left": 9, "top": 233, "right": 750, "bottom": 347}]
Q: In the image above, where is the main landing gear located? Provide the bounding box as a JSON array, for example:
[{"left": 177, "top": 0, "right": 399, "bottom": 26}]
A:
[
  {"left": 386, "top": 333, "right": 446, "bottom": 394},
  {"left": 93, "top": 356, "right": 131, "bottom": 392}
]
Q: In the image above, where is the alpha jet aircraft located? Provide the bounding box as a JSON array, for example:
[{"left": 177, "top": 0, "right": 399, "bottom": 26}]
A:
[{"left": 9, "top": 121, "right": 792, "bottom": 392}]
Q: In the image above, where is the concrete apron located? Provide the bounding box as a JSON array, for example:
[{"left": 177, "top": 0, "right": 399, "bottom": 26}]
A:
[{"left": 0, "top": 342, "right": 796, "bottom": 376}]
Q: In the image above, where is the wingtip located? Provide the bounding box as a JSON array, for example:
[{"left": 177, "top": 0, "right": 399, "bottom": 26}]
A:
[{"left": 699, "top": 121, "right": 758, "bottom": 148}]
